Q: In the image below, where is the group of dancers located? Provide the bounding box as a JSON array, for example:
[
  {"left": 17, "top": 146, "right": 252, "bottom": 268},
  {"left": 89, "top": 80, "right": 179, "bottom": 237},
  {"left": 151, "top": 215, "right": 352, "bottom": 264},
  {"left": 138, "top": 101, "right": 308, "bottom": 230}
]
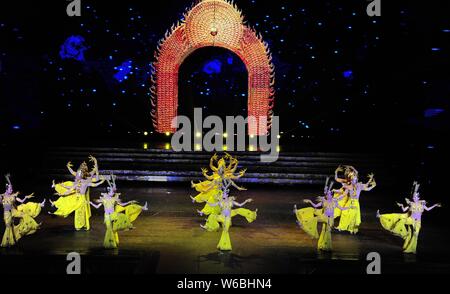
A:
[
  {"left": 1, "top": 154, "right": 441, "bottom": 254},
  {"left": 1, "top": 156, "right": 147, "bottom": 249},
  {"left": 294, "top": 165, "right": 441, "bottom": 254},
  {"left": 190, "top": 153, "right": 257, "bottom": 251}
]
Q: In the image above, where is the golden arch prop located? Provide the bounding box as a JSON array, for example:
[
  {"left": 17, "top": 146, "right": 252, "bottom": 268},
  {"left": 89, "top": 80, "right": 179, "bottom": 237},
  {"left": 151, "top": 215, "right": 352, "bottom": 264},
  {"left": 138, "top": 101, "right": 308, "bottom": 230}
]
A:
[{"left": 150, "top": 0, "right": 275, "bottom": 135}]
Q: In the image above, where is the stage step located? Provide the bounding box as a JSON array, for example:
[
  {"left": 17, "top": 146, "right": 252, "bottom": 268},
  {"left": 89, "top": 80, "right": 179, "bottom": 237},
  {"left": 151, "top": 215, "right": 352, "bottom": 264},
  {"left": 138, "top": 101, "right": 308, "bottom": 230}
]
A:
[{"left": 40, "top": 147, "right": 393, "bottom": 186}]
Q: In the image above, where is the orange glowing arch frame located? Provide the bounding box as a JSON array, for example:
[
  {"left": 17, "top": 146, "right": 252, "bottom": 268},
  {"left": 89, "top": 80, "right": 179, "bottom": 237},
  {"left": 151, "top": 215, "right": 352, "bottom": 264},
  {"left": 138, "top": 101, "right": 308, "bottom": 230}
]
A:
[{"left": 151, "top": 0, "right": 275, "bottom": 135}]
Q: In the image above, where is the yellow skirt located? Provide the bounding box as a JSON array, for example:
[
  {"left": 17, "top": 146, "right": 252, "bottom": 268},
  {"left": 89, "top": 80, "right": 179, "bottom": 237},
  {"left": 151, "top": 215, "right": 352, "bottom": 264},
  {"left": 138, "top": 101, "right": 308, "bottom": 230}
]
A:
[
  {"left": 2, "top": 211, "right": 16, "bottom": 247},
  {"left": 295, "top": 207, "right": 319, "bottom": 239},
  {"left": 317, "top": 220, "right": 332, "bottom": 251},
  {"left": 403, "top": 218, "right": 420, "bottom": 254},
  {"left": 295, "top": 207, "right": 333, "bottom": 251},
  {"left": 336, "top": 199, "right": 361, "bottom": 234},
  {"left": 53, "top": 181, "right": 92, "bottom": 230},
  {"left": 53, "top": 193, "right": 91, "bottom": 230},
  {"left": 114, "top": 204, "right": 143, "bottom": 225},
  {"left": 379, "top": 213, "right": 419, "bottom": 254},
  {"left": 193, "top": 185, "right": 220, "bottom": 202},
  {"left": 193, "top": 186, "right": 221, "bottom": 216},
  {"left": 199, "top": 191, "right": 221, "bottom": 216},
  {"left": 200, "top": 203, "right": 221, "bottom": 216},
  {"left": 379, "top": 213, "right": 409, "bottom": 238},
  {"left": 103, "top": 204, "right": 144, "bottom": 249},
  {"left": 1, "top": 202, "right": 42, "bottom": 247},
  {"left": 217, "top": 216, "right": 232, "bottom": 251},
  {"left": 54, "top": 181, "right": 75, "bottom": 195},
  {"left": 104, "top": 214, "right": 120, "bottom": 249},
  {"left": 192, "top": 179, "right": 216, "bottom": 193},
  {"left": 231, "top": 208, "right": 257, "bottom": 223},
  {"left": 204, "top": 213, "right": 221, "bottom": 232},
  {"left": 333, "top": 189, "right": 348, "bottom": 218},
  {"left": 205, "top": 208, "right": 257, "bottom": 232}
]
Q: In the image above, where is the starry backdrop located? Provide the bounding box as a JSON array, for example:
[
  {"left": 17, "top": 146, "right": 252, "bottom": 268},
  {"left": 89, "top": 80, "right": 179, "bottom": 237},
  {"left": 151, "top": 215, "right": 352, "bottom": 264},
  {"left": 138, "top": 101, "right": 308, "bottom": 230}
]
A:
[{"left": 0, "top": 0, "right": 449, "bottom": 151}]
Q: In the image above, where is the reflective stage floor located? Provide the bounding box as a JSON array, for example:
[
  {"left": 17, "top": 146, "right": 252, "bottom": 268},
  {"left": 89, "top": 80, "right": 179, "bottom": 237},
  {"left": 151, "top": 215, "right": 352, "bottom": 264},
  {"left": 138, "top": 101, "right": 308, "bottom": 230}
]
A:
[{"left": 1, "top": 185, "right": 449, "bottom": 274}]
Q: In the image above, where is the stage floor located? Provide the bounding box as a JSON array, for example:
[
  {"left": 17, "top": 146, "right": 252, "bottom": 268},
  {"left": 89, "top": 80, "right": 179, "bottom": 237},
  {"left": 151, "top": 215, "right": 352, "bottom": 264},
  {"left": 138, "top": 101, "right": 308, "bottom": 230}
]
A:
[{"left": 1, "top": 185, "right": 449, "bottom": 274}]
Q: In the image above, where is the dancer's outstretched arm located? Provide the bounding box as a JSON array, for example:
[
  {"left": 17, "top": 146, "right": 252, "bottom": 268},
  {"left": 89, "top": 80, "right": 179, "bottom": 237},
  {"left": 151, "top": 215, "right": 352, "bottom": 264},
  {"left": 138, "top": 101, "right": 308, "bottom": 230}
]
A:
[
  {"left": 396, "top": 202, "right": 409, "bottom": 212},
  {"left": 303, "top": 199, "right": 322, "bottom": 208},
  {"left": 66, "top": 161, "right": 77, "bottom": 176},
  {"left": 118, "top": 200, "right": 138, "bottom": 206},
  {"left": 209, "top": 154, "right": 219, "bottom": 172},
  {"left": 363, "top": 174, "right": 377, "bottom": 191},
  {"left": 16, "top": 192, "right": 32, "bottom": 203},
  {"left": 332, "top": 188, "right": 344, "bottom": 194},
  {"left": 228, "top": 158, "right": 239, "bottom": 174},
  {"left": 424, "top": 203, "right": 442, "bottom": 211},
  {"left": 229, "top": 169, "right": 246, "bottom": 180},
  {"left": 202, "top": 168, "right": 215, "bottom": 180},
  {"left": 337, "top": 204, "right": 352, "bottom": 211},
  {"left": 334, "top": 166, "right": 347, "bottom": 184},
  {"left": 229, "top": 160, "right": 239, "bottom": 173},
  {"left": 90, "top": 202, "right": 102, "bottom": 209},
  {"left": 233, "top": 198, "right": 253, "bottom": 207},
  {"left": 89, "top": 156, "right": 99, "bottom": 179},
  {"left": 61, "top": 186, "right": 77, "bottom": 196},
  {"left": 89, "top": 177, "right": 106, "bottom": 187},
  {"left": 229, "top": 179, "right": 247, "bottom": 191}
]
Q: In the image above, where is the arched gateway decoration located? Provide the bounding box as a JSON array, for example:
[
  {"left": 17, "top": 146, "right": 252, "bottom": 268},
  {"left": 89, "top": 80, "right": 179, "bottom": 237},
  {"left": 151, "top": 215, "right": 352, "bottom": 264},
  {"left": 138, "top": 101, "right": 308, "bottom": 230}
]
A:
[{"left": 151, "top": 0, "right": 275, "bottom": 135}]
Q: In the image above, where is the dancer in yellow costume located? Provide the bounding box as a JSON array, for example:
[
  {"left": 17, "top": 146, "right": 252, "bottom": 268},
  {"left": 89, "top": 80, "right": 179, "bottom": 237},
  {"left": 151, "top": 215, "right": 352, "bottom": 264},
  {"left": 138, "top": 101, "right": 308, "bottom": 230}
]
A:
[
  {"left": 377, "top": 182, "right": 441, "bottom": 254},
  {"left": 50, "top": 156, "right": 105, "bottom": 230},
  {"left": 52, "top": 155, "right": 100, "bottom": 198},
  {"left": 207, "top": 185, "right": 257, "bottom": 251},
  {"left": 334, "top": 166, "right": 376, "bottom": 234},
  {"left": 1, "top": 174, "right": 45, "bottom": 247},
  {"left": 190, "top": 153, "right": 246, "bottom": 230},
  {"left": 90, "top": 174, "right": 148, "bottom": 249},
  {"left": 333, "top": 166, "right": 355, "bottom": 217},
  {"left": 294, "top": 178, "right": 352, "bottom": 251}
]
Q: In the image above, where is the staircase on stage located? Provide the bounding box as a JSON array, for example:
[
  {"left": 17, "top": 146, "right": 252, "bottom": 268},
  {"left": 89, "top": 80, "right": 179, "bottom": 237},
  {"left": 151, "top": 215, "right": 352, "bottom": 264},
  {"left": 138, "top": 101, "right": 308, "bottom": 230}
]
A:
[{"left": 41, "top": 147, "right": 394, "bottom": 186}]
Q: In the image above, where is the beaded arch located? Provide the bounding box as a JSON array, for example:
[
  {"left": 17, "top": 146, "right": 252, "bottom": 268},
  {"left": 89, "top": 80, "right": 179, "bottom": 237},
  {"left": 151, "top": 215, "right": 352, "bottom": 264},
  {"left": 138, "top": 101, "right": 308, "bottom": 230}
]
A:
[{"left": 151, "top": 0, "right": 275, "bottom": 135}]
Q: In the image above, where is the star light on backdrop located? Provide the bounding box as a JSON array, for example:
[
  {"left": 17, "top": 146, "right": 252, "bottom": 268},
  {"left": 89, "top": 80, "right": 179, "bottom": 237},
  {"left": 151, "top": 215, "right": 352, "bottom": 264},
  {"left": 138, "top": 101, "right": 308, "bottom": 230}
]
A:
[
  {"left": 59, "top": 35, "right": 87, "bottom": 62},
  {"left": 114, "top": 60, "right": 133, "bottom": 83},
  {"left": 203, "top": 59, "right": 222, "bottom": 74}
]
